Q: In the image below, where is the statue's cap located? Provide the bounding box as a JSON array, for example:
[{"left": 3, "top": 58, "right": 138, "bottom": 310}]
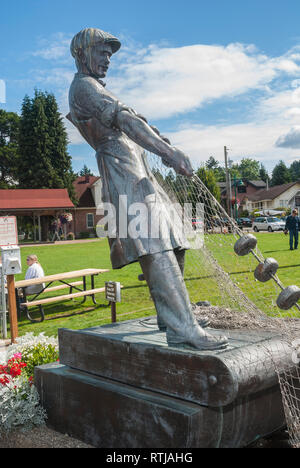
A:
[{"left": 70, "top": 28, "right": 121, "bottom": 57}]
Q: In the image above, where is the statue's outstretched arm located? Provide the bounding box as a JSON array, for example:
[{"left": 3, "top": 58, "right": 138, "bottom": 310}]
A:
[{"left": 116, "top": 109, "right": 193, "bottom": 177}]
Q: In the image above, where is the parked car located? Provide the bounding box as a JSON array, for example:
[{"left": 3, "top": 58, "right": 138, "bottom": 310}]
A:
[
  {"left": 237, "top": 217, "right": 252, "bottom": 227},
  {"left": 252, "top": 217, "right": 286, "bottom": 232}
]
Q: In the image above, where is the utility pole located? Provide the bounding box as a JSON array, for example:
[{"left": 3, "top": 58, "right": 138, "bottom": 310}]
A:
[{"left": 224, "top": 146, "right": 231, "bottom": 216}]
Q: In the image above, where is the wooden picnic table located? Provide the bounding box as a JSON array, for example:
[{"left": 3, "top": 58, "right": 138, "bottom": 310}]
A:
[
  {"left": 15, "top": 268, "right": 109, "bottom": 288},
  {"left": 15, "top": 268, "right": 110, "bottom": 323}
]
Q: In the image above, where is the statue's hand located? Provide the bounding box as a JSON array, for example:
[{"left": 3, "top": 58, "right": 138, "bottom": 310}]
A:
[{"left": 170, "top": 147, "right": 194, "bottom": 177}]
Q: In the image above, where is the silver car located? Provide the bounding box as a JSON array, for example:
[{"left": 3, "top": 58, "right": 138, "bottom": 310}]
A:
[{"left": 252, "top": 217, "right": 286, "bottom": 232}]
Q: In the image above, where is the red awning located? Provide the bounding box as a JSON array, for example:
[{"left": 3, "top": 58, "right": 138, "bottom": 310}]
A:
[{"left": 0, "top": 189, "right": 74, "bottom": 210}]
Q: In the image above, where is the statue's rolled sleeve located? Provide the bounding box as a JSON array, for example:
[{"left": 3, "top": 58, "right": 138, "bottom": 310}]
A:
[{"left": 77, "top": 77, "right": 120, "bottom": 129}]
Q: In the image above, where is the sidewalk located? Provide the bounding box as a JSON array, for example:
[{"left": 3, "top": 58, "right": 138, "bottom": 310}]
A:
[{"left": 19, "top": 238, "right": 102, "bottom": 248}]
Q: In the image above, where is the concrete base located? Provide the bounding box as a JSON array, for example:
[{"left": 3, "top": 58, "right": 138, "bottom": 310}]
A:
[
  {"left": 35, "top": 362, "right": 285, "bottom": 448},
  {"left": 34, "top": 317, "right": 296, "bottom": 448}
]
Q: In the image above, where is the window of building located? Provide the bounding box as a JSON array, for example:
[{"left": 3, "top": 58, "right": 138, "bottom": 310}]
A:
[{"left": 86, "top": 213, "right": 94, "bottom": 229}]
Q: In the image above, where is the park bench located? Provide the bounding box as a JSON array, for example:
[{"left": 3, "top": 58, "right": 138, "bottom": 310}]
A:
[{"left": 15, "top": 268, "right": 109, "bottom": 323}]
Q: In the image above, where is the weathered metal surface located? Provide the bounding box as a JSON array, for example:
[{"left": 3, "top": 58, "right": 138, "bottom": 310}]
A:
[
  {"left": 234, "top": 234, "right": 257, "bottom": 256},
  {"left": 254, "top": 258, "right": 279, "bottom": 282},
  {"left": 35, "top": 362, "right": 286, "bottom": 448},
  {"left": 58, "top": 317, "right": 294, "bottom": 407},
  {"left": 277, "top": 285, "right": 300, "bottom": 310}
]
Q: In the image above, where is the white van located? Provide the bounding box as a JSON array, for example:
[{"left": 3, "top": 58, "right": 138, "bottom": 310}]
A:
[{"left": 252, "top": 217, "right": 285, "bottom": 232}]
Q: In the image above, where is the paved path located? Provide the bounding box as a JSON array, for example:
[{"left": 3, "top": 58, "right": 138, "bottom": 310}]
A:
[{"left": 20, "top": 238, "right": 102, "bottom": 248}]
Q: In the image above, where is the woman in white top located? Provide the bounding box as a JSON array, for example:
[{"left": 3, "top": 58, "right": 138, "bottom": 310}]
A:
[{"left": 24, "top": 254, "right": 45, "bottom": 295}]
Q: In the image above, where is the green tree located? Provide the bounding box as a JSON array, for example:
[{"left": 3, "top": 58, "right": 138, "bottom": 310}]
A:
[
  {"left": 196, "top": 166, "right": 221, "bottom": 202},
  {"left": 18, "top": 90, "right": 75, "bottom": 200},
  {"left": 0, "top": 109, "right": 20, "bottom": 188},
  {"left": 271, "top": 160, "right": 291, "bottom": 186},
  {"left": 79, "top": 164, "right": 94, "bottom": 176},
  {"left": 205, "top": 156, "right": 226, "bottom": 181},
  {"left": 229, "top": 164, "right": 241, "bottom": 180},
  {"left": 18, "top": 90, "right": 76, "bottom": 240},
  {"left": 43, "top": 92, "right": 76, "bottom": 201},
  {"left": 259, "top": 163, "right": 270, "bottom": 183},
  {"left": 206, "top": 156, "right": 219, "bottom": 170},
  {"left": 236, "top": 158, "right": 260, "bottom": 180},
  {"left": 289, "top": 160, "right": 300, "bottom": 181}
]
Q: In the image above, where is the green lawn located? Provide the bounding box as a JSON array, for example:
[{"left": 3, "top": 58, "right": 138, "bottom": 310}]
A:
[{"left": 7, "top": 232, "right": 300, "bottom": 338}]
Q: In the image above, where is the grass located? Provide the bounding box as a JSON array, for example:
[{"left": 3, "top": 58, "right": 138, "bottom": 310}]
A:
[
  {"left": 12, "top": 239, "right": 156, "bottom": 337},
  {"left": 5, "top": 231, "right": 300, "bottom": 339}
]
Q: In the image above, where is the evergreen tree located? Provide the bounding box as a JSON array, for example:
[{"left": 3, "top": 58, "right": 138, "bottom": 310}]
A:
[
  {"left": 271, "top": 160, "right": 291, "bottom": 186},
  {"left": 0, "top": 109, "right": 20, "bottom": 187},
  {"left": 205, "top": 156, "right": 226, "bottom": 181},
  {"left": 18, "top": 90, "right": 75, "bottom": 200},
  {"left": 44, "top": 92, "right": 76, "bottom": 200},
  {"left": 206, "top": 156, "right": 219, "bottom": 170},
  {"left": 79, "top": 164, "right": 93, "bottom": 176},
  {"left": 289, "top": 160, "right": 300, "bottom": 181},
  {"left": 259, "top": 163, "right": 270, "bottom": 183}
]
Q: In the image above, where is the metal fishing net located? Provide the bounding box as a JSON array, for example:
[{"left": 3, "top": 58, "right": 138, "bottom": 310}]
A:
[{"left": 146, "top": 151, "right": 300, "bottom": 447}]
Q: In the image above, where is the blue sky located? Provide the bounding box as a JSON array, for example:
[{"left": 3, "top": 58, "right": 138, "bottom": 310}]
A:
[{"left": 2, "top": 0, "right": 300, "bottom": 176}]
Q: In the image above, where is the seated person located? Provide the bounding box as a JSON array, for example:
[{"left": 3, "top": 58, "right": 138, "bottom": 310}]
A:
[
  {"left": 24, "top": 254, "right": 45, "bottom": 295},
  {"left": 17, "top": 254, "right": 45, "bottom": 310}
]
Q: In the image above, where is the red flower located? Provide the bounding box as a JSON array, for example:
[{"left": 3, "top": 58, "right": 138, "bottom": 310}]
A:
[
  {"left": 0, "top": 375, "right": 10, "bottom": 385},
  {"left": 0, "top": 357, "right": 27, "bottom": 383}
]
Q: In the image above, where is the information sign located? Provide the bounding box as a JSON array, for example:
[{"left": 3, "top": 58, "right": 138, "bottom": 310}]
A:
[{"left": 0, "top": 216, "right": 18, "bottom": 246}]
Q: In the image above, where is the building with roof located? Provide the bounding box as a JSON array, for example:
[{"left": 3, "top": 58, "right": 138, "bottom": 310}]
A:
[
  {"left": 0, "top": 188, "right": 74, "bottom": 242},
  {"left": 0, "top": 176, "right": 105, "bottom": 242},
  {"left": 218, "top": 179, "right": 267, "bottom": 215},
  {"left": 71, "top": 175, "right": 103, "bottom": 238},
  {"left": 243, "top": 181, "right": 300, "bottom": 214}
]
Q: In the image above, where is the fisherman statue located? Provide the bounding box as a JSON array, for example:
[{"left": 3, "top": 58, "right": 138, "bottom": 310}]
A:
[{"left": 67, "top": 27, "right": 228, "bottom": 350}]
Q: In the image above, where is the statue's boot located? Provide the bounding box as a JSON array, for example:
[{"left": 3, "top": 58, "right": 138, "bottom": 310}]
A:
[
  {"left": 157, "top": 315, "right": 210, "bottom": 330},
  {"left": 139, "top": 250, "right": 228, "bottom": 351},
  {"left": 166, "top": 327, "right": 228, "bottom": 350}
]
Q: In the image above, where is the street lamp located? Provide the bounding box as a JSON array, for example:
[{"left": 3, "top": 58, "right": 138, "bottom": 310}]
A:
[{"left": 233, "top": 176, "right": 244, "bottom": 220}]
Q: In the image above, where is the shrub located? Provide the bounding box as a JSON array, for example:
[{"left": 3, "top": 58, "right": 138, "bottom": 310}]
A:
[
  {"left": 21, "top": 343, "right": 58, "bottom": 378},
  {"left": 0, "top": 356, "right": 47, "bottom": 434},
  {"left": 0, "top": 333, "right": 59, "bottom": 435},
  {"left": 78, "top": 231, "right": 90, "bottom": 239}
]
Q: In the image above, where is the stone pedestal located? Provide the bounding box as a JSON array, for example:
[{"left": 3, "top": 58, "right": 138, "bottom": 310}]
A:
[{"left": 35, "top": 317, "right": 296, "bottom": 448}]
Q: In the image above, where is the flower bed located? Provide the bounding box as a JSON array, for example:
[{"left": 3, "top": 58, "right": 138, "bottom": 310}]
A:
[{"left": 0, "top": 333, "right": 59, "bottom": 435}]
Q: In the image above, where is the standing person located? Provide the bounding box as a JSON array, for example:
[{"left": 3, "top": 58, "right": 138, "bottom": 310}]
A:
[
  {"left": 67, "top": 27, "right": 228, "bottom": 350},
  {"left": 284, "top": 209, "right": 300, "bottom": 250}
]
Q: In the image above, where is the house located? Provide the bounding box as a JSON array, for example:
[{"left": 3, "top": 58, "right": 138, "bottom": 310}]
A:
[
  {"left": 218, "top": 180, "right": 267, "bottom": 215},
  {"left": 71, "top": 175, "right": 103, "bottom": 238},
  {"left": 0, "top": 188, "right": 74, "bottom": 242},
  {"left": 244, "top": 181, "right": 300, "bottom": 214}
]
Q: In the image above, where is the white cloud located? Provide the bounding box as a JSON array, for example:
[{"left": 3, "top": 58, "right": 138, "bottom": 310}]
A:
[
  {"left": 276, "top": 126, "right": 300, "bottom": 149},
  {"left": 165, "top": 119, "right": 300, "bottom": 172},
  {"left": 108, "top": 41, "right": 300, "bottom": 121},
  {"left": 109, "top": 43, "right": 283, "bottom": 119},
  {"left": 30, "top": 33, "right": 300, "bottom": 170},
  {"left": 32, "top": 33, "right": 73, "bottom": 62}
]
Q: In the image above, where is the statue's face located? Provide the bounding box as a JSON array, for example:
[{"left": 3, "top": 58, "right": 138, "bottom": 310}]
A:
[{"left": 81, "top": 43, "right": 113, "bottom": 78}]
